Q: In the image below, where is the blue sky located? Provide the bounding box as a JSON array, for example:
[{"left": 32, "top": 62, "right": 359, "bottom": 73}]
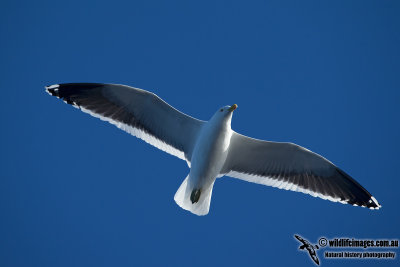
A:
[{"left": 1, "top": 0, "right": 399, "bottom": 266}]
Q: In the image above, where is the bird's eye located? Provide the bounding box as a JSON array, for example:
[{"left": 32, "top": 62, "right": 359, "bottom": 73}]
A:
[{"left": 220, "top": 109, "right": 223, "bottom": 112}]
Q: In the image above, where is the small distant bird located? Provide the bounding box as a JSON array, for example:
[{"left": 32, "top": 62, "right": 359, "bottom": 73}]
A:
[
  {"left": 294, "top": 235, "right": 320, "bottom": 265},
  {"left": 46, "top": 83, "right": 381, "bottom": 215}
]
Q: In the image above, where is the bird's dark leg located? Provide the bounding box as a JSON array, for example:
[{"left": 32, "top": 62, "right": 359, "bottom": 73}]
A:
[
  {"left": 190, "top": 189, "right": 201, "bottom": 204},
  {"left": 299, "top": 245, "right": 306, "bottom": 250}
]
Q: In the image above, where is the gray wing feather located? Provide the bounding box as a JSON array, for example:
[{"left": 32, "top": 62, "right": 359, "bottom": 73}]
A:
[
  {"left": 222, "top": 132, "right": 380, "bottom": 209},
  {"left": 46, "top": 83, "right": 204, "bottom": 162}
]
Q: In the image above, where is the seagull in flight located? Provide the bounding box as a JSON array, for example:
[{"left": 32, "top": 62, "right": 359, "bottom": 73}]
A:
[{"left": 46, "top": 83, "right": 381, "bottom": 215}]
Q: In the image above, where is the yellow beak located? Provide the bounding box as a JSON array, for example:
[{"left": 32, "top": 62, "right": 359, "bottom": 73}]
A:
[{"left": 229, "top": 104, "right": 238, "bottom": 112}]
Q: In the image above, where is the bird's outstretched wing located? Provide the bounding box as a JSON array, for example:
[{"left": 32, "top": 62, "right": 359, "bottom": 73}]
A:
[
  {"left": 46, "top": 83, "right": 204, "bottom": 162},
  {"left": 221, "top": 132, "right": 380, "bottom": 209}
]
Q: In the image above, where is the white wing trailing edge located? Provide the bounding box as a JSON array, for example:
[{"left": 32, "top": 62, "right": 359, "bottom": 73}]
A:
[
  {"left": 222, "top": 132, "right": 381, "bottom": 209},
  {"left": 46, "top": 83, "right": 204, "bottom": 162}
]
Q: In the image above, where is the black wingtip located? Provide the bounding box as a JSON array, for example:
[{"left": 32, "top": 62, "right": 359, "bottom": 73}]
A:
[
  {"left": 367, "top": 196, "right": 381, "bottom": 210},
  {"left": 45, "top": 84, "right": 60, "bottom": 97},
  {"left": 335, "top": 167, "right": 381, "bottom": 210}
]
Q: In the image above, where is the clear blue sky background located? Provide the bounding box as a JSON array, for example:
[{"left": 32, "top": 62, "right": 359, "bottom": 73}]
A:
[{"left": 1, "top": 1, "right": 399, "bottom": 266}]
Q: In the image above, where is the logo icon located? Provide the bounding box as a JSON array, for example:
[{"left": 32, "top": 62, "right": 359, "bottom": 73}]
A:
[{"left": 294, "top": 234, "right": 320, "bottom": 265}]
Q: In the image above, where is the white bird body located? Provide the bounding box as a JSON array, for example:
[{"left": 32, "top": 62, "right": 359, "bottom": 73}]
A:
[
  {"left": 186, "top": 107, "right": 232, "bottom": 213},
  {"left": 176, "top": 106, "right": 235, "bottom": 215},
  {"left": 190, "top": 109, "right": 232, "bottom": 189},
  {"left": 46, "top": 83, "right": 381, "bottom": 216}
]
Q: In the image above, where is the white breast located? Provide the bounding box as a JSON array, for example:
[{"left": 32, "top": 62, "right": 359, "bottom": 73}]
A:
[{"left": 188, "top": 119, "right": 232, "bottom": 189}]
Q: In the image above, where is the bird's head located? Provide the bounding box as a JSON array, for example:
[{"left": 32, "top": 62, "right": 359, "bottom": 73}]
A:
[{"left": 210, "top": 104, "right": 238, "bottom": 125}]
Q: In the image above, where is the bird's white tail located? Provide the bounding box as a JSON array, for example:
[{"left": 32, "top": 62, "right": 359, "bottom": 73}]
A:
[{"left": 174, "top": 175, "right": 215, "bottom": 216}]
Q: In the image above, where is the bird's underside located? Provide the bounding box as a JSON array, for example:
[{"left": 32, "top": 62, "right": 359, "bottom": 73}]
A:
[{"left": 46, "top": 83, "right": 381, "bottom": 216}]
